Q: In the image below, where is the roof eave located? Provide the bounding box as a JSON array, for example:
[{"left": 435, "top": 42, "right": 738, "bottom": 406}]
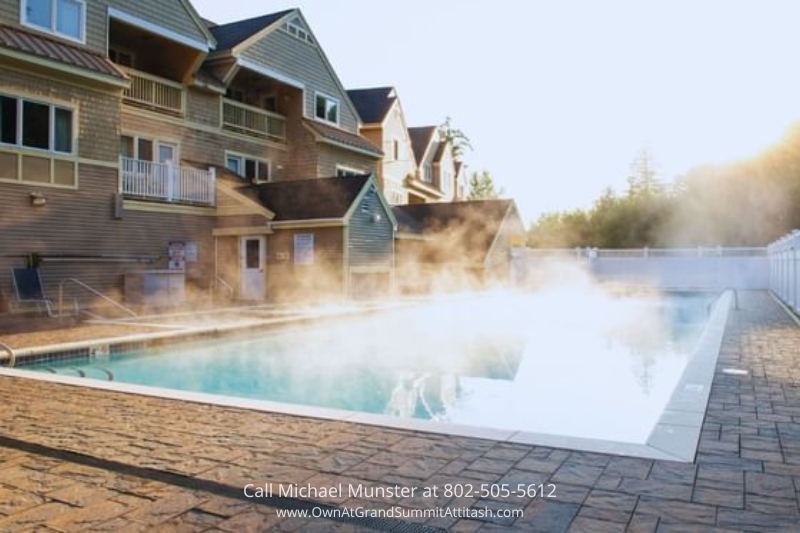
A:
[{"left": 0, "top": 47, "right": 129, "bottom": 88}]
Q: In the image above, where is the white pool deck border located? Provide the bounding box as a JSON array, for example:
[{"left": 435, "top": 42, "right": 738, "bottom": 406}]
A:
[{"left": 0, "top": 291, "right": 734, "bottom": 462}]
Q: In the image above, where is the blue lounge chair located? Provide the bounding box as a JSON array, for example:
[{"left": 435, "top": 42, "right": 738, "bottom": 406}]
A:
[{"left": 11, "top": 268, "right": 55, "bottom": 316}]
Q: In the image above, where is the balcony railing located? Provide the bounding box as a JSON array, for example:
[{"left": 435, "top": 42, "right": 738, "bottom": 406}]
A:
[
  {"left": 120, "top": 157, "right": 215, "bottom": 206},
  {"left": 121, "top": 67, "right": 185, "bottom": 116},
  {"left": 222, "top": 98, "right": 286, "bottom": 142}
]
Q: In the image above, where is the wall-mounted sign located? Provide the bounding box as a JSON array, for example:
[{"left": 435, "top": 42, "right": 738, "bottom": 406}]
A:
[
  {"left": 294, "top": 234, "right": 314, "bottom": 265},
  {"left": 168, "top": 241, "right": 185, "bottom": 271}
]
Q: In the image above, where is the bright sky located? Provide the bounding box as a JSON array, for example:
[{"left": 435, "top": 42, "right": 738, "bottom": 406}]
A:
[{"left": 193, "top": 0, "right": 800, "bottom": 223}]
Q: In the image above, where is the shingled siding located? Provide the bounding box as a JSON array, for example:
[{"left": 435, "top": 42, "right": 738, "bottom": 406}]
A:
[
  {"left": 0, "top": 67, "right": 120, "bottom": 162},
  {"left": 266, "top": 227, "right": 344, "bottom": 301},
  {"left": 240, "top": 28, "right": 359, "bottom": 133},
  {"left": 186, "top": 88, "right": 220, "bottom": 128},
  {"left": 0, "top": 164, "right": 217, "bottom": 309},
  {"left": 121, "top": 109, "right": 289, "bottom": 171},
  {"left": 317, "top": 144, "right": 377, "bottom": 177}
]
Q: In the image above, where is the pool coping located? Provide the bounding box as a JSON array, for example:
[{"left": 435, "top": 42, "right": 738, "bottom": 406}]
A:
[{"left": 0, "top": 290, "right": 733, "bottom": 462}]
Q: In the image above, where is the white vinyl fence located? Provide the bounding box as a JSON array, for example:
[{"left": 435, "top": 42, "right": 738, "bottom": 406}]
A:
[
  {"left": 768, "top": 230, "right": 800, "bottom": 312},
  {"left": 514, "top": 247, "right": 769, "bottom": 290}
]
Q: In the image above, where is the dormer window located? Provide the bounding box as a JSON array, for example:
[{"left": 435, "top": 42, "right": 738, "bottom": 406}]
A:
[
  {"left": 22, "top": 0, "right": 86, "bottom": 43},
  {"left": 315, "top": 93, "right": 339, "bottom": 125}
]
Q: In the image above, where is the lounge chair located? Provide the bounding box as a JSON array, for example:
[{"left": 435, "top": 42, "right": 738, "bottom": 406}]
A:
[{"left": 11, "top": 267, "right": 55, "bottom": 317}]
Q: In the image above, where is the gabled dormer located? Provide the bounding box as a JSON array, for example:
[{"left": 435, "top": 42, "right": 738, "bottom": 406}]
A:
[
  {"left": 205, "top": 9, "right": 361, "bottom": 135},
  {"left": 107, "top": 0, "right": 216, "bottom": 117},
  {"left": 348, "top": 87, "right": 415, "bottom": 204}
]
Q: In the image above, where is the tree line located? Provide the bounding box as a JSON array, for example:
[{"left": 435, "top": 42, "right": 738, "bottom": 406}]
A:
[{"left": 528, "top": 127, "right": 800, "bottom": 248}]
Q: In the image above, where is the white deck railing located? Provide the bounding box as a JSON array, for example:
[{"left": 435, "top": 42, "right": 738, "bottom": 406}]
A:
[
  {"left": 122, "top": 67, "right": 185, "bottom": 116},
  {"left": 222, "top": 98, "right": 286, "bottom": 141},
  {"left": 120, "top": 157, "right": 215, "bottom": 206}
]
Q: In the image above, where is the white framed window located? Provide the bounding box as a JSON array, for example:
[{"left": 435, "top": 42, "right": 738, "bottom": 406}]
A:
[
  {"left": 0, "top": 92, "right": 77, "bottom": 187},
  {"left": 21, "top": 0, "right": 86, "bottom": 43},
  {"left": 120, "top": 135, "right": 180, "bottom": 163},
  {"left": 226, "top": 152, "right": 271, "bottom": 182},
  {"left": 336, "top": 165, "right": 362, "bottom": 178},
  {"left": 0, "top": 94, "right": 74, "bottom": 154},
  {"left": 315, "top": 92, "right": 339, "bottom": 125},
  {"left": 281, "top": 18, "right": 315, "bottom": 45}
]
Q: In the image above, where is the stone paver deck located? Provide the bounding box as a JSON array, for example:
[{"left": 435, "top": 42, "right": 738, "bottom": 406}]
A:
[{"left": 0, "top": 290, "right": 798, "bottom": 531}]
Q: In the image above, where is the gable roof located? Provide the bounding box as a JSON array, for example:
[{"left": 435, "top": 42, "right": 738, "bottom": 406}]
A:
[
  {"left": 255, "top": 175, "right": 371, "bottom": 221},
  {"left": 346, "top": 87, "right": 396, "bottom": 125},
  {"left": 208, "top": 10, "right": 293, "bottom": 50},
  {"left": 408, "top": 126, "right": 437, "bottom": 166},
  {"left": 392, "top": 200, "right": 520, "bottom": 263},
  {"left": 0, "top": 24, "right": 126, "bottom": 84},
  {"left": 304, "top": 119, "right": 382, "bottom": 157}
]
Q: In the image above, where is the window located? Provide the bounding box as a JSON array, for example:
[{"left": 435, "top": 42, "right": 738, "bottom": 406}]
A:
[
  {"left": 281, "top": 18, "right": 315, "bottom": 45},
  {"left": 423, "top": 165, "right": 433, "bottom": 183},
  {"left": 0, "top": 93, "right": 76, "bottom": 186},
  {"left": 0, "top": 94, "right": 74, "bottom": 154},
  {"left": 22, "top": 0, "right": 85, "bottom": 42},
  {"left": 336, "top": 166, "right": 361, "bottom": 178},
  {"left": 226, "top": 153, "right": 270, "bottom": 182},
  {"left": 392, "top": 139, "right": 400, "bottom": 161},
  {"left": 108, "top": 47, "right": 134, "bottom": 67},
  {"left": 315, "top": 93, "right": 339, "bottom": 125},
  {"left": 119, "top": 135, "right": 156, "bottom": 161}
]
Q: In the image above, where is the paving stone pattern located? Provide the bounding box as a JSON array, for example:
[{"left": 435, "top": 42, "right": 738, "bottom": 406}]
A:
[{"left": 0, "top": 291, "right": 798, "bottom": 531}]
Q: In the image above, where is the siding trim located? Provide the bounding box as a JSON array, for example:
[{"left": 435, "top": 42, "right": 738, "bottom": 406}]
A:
[
  {"left": 108, "top": 7, "right": 210, "bottom": 52},
  {"left": 0, "top": 48, "right": 129, "bottom": 89},
  {"left": 212, "top": 226, "right": 273, "bottom": 237},
  {"left": 236, "top": 58, "right": 305, "bottom": 90},
  {"left": 122, "top": 199, "right": 216, "bottom": 216},
  {"left": 271, "top": 219, "right": 344, "bottom": 229}
]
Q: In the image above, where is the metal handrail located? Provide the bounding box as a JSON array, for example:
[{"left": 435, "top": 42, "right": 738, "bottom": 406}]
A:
[
  {"left": 58, "top": 278, "right": 137, "bottom": 319},
  {"left": 0, "top": 341, "right": 15, "bottom": 367},
  {"left": 215, "top": 276, "right": 235, "bottom": 300}
]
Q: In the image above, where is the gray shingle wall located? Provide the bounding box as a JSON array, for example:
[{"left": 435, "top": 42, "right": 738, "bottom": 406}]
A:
[
  {"left": 107, "top": 0, "right": 208, "bottom": 48},
  {"left": 240, "top": 28, "right": 359, "bottom": 133}
]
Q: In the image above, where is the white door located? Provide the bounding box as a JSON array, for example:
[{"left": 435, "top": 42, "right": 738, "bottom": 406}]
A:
[
  {"left": 240, "top": 236, "right": 266, "bottom": 300},
  {"left": 157, "top": 142, "right": 178, "bottom": 200}
]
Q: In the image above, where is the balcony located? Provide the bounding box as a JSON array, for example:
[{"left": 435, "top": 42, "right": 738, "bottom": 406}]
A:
[
  {"left": 222, "top": 98, "right": 286, "bottom": 142},
  {"left": 120, "top": 158, "right": 215, "bottom": 206},
  {"left": 121, "top": 67, "right": 185, "bottom": 116}
]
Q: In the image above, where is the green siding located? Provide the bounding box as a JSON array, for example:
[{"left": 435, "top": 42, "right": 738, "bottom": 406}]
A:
[
  {"left": 348, "top": 184, "right": 394, "bottom": 267},
  {"left": 240, "top": 28, "right": 359, "bottom": 133}
]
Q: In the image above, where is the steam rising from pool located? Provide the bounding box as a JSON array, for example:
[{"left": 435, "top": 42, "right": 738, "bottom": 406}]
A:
[{"left": 31, "top": 265, "right": 710, "bottom": 444}]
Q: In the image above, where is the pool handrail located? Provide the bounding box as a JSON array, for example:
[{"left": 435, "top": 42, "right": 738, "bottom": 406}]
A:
[
  {"left": 0, "top": 341, "right": 15, "bottom": 367},
  {"left": 58, "top": 278, "right": 137, "bottom": 319}
]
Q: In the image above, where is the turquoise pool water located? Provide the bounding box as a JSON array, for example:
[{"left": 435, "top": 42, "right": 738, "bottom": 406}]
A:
[{"left": 27, "top": 290, "right": 713, "bottom": 443}]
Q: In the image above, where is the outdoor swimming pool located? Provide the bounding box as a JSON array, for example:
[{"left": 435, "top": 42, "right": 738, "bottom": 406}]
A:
[{"left": 20, "top": 287, "right": 729, "bottom": 459}]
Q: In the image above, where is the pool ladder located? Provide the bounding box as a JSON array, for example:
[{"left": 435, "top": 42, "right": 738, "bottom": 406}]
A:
[{"left": 0, "top": 342, "right": 15, "bottom": 367}]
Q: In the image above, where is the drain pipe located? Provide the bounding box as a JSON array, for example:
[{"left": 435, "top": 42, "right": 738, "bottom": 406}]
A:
[{"left": 0, "top": 342, "right": 16, "bottom": 368}]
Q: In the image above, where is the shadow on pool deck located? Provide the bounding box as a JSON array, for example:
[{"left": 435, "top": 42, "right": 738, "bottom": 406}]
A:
[{"left": 0, "top": 290, "right": 799, "bottom": 531}]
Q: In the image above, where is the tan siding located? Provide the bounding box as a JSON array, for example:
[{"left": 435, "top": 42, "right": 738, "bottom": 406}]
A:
[
  {"left": 0, "top": 67, "right": 120, "bottom": 162},
  {"left": 317, "top": 144, "right": 377, "bottom": 178},
  {"left": 186, "top": 88, "right": 220, "bottom": 128},
  {"left": 121, "top": 109, "right": 288, "bottom": 171},
  {"left": 266, "top": 227, "right": 344, "bottom": 301},
  {"left": 377, "top": 105, "right": 415, "bottom": 204},
  {"left": 241, "top": 29, "right": 359, "bottom": 133},
  {"left": 0, "top": 164, "right": 217, "bottom": 308}
]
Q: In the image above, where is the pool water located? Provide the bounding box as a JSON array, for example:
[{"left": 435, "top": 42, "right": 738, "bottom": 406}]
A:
[{"left": 29, "top": 290, "right": 713, "bottom": 444}]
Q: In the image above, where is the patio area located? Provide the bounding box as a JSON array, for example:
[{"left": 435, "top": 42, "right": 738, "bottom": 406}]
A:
[{"left": 0, "top": 290, "right": 798, "bottom": 531}]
